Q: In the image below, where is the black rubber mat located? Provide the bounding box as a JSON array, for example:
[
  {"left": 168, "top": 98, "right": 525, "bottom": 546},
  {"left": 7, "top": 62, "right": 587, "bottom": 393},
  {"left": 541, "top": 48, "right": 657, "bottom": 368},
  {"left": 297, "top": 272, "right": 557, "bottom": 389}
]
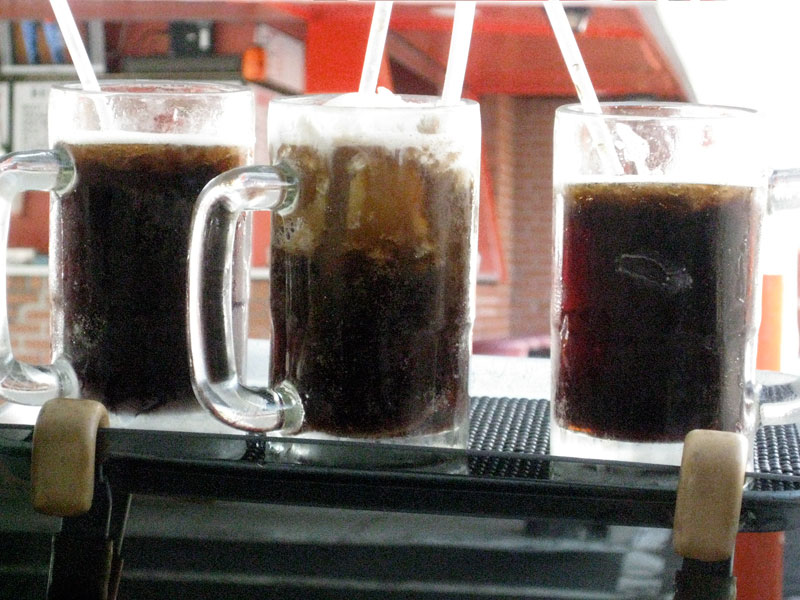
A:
[
  {"left": 468, "top": 396, "right": 549, "bottom": 479},
  {"left": 754, "top": 425, "right": 800, "bottom": 490},
  {"left": 469, "top": 395, "right": 800, "bottom": 490},
  {"left": 755, "top": 378, "right": 800, "bottom": 488}
]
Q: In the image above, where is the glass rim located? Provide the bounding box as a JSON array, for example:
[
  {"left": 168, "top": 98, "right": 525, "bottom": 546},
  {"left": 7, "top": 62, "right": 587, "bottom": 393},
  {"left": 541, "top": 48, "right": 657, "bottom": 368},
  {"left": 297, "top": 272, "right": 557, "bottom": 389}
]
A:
[
  {"left": 270, "top": 93, "right": 479, "bottom": 112},
  {"left": 556, "top": 101, "right": 759, "bottom": 121},
  {"left": 51, "top": 79, "right": 251, "bottom": 97}
]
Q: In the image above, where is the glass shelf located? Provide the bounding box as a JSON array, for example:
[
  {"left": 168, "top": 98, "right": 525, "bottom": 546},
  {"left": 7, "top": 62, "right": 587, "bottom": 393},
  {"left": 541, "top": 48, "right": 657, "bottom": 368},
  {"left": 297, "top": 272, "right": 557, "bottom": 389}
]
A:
[{"left": 3, "top": 394, "right": 800, "bottom": 533}]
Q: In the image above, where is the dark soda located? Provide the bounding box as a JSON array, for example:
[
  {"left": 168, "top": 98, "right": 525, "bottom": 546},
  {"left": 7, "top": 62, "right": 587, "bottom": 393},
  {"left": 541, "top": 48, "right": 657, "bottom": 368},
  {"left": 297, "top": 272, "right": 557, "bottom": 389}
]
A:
[
  {"left": 553, "top": 181, "right": 760, "bottom": 442},
  {"left": 53, "top": 142, "right": 248, "bottom": 409},
  {"left": 269, "top": 143, "right": 474, "bottom": 438}
]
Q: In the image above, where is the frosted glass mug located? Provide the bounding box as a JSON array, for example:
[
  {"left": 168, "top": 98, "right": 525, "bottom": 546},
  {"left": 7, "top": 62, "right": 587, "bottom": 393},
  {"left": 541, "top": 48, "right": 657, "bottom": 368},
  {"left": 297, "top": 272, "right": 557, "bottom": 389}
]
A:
[
  {"left": 551, "top": 102, "right": 800, "bottom": 467},
  {"left": 0, "top": 81, "right": 253, "bottom": 411},
  {"left": 187, "top": 94, "right": 480, "bottom": 462}
]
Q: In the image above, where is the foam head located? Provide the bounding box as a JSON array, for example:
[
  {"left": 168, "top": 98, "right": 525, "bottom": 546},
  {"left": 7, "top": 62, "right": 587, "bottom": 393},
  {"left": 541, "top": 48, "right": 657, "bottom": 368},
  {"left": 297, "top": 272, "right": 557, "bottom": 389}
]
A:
[
  {"left": 267, "top": 92, "right": 480, "bottom": 163},
  {"left": 48, "top": 81, "right": 255, "bottom": 148}
]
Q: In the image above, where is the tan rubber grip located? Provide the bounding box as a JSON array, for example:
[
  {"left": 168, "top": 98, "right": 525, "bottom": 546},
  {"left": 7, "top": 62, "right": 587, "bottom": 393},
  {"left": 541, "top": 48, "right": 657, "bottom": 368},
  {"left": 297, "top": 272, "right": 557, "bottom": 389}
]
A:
[
  {"left": 673, "top": 429, "right": 747, "bottom": 562},
  {"left": 31, "top": 398, "right": 109, "bottom": 516}
]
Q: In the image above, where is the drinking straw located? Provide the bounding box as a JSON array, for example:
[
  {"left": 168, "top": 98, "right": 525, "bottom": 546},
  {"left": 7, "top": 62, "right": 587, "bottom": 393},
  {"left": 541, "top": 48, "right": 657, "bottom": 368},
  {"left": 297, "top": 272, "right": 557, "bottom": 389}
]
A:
[
  {"left": 440, "top": 1, "right": 477, "bottom": 105},
  {"left": 49, "top": 0, "right": 101, "bottom": 91},
  {"left": 543, "top": 0, "right": 601, "bottom": 112},
  {"left": 359, "top": 1, "right": 393, "bottom": 94},
  {"left": 544, "top": 0, "right": 623, "bottom": 174}
]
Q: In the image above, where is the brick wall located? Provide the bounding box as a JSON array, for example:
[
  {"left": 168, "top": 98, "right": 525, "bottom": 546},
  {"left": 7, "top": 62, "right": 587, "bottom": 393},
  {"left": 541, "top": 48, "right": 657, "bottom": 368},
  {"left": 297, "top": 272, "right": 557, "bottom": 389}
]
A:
[
  {"left": 473, "top": 95, "right": 513, "bottom": 341},
  {"left": 475, "top": 95, "right": 565, "bottom": 344},
  {"left": 249, "top": 279, "right": 271, "bottom": 340},
  {"left": 8, "top": 274, "right": 50, "bottom": 364}
]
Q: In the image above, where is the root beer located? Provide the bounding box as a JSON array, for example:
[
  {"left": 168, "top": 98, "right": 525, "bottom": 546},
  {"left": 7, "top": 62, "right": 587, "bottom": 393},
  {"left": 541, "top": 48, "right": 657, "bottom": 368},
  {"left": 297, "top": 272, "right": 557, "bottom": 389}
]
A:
[
  {"left": 553, "top": 181, "right": 760, "bottom": 442},
  {"left": 269, "top": 142, "right": 475, "bottom": 438},
  {"left": 53, "top": 140, "right": 249, "bottom": 409}
]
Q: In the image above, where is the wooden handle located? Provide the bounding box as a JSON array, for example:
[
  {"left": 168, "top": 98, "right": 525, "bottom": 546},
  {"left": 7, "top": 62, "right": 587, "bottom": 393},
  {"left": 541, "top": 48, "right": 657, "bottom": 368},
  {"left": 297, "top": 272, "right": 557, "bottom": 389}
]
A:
[
  {"left": 673, "top": 429, "right": 747, "bottom": 562},
  {"left": 31, "top": 398, "right": 109, "bottom": 516}
]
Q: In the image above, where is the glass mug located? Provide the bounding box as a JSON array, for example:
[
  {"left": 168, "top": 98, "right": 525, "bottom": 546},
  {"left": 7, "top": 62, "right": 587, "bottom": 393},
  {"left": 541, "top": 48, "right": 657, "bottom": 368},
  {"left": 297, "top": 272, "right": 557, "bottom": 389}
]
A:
[
  {"left": 0, "top": 81, "right": 253, "bottom": 413},
  {"left": 550, "top": 102, "right": 800, "bottom": 467},
  {"left": 188, "top": 94, "right": 480, "bottom": 461}
]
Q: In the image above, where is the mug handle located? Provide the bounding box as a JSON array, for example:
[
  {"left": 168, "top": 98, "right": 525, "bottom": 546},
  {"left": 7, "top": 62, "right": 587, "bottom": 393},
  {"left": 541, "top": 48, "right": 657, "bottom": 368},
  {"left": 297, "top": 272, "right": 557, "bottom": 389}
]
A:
[
  {"left": 0, "top": 148, "right": 79, "bottom": 405},
  {"left": 758, "top": 169, "right": 800, "bottom": 427},
  {"left": 187, "top": 163, "right": 304, "bottom": 433}
]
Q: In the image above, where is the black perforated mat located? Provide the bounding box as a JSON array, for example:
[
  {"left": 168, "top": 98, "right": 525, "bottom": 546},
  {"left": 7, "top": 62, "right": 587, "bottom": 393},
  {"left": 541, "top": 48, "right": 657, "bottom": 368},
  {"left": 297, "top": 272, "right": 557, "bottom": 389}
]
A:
[
  {"left": 469, "top": 395, "right": 800, "bottom": 490},
  {"left": 469, "top": 396, "right": 550, "bottom": 479},
  {"left": 754, "top": 425, "right": 800, "bottom": 490},
  {"left": 755, "top": 381, "right": 800, "bottom": 489}
]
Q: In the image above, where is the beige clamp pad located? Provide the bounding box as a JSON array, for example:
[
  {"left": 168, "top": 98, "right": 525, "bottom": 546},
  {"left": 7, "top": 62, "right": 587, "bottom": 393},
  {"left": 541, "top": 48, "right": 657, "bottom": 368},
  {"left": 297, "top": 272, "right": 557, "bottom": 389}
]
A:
[
  {"left": 31, "top": 398, "right": 110, "bottom": 517},
  {"left": 673, "top": 429, "right": 747, "bottom": 562}
]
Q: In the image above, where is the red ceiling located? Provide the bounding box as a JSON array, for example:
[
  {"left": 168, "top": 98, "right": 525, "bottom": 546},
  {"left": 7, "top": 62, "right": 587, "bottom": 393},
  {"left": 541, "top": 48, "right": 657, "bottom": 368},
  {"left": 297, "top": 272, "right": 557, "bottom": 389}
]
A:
[{"left": 273, "top": 1, "right": 690, "bottom": 100}]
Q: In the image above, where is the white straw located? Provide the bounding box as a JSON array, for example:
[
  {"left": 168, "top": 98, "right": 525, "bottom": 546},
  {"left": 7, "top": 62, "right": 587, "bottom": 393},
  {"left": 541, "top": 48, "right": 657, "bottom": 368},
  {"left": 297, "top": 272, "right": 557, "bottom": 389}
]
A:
[
  {"left": 544, "top": 0, "right": 622, "bottom": 174},
  {"left": 49, "top": 0, "right": 100, "bottom": 91},
  {"left": 440, "top": 1, "right": 476, "bottom": 105},
  {"left": 359, "top": 1, "right": 393, "bottom": 94},
  {"left": 544, "top": 0, "right": 601, "bottom": 112}
]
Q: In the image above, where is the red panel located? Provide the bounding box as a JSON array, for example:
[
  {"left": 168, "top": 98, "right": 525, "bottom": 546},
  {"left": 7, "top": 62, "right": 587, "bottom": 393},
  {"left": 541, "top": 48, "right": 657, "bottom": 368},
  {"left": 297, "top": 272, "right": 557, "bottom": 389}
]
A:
[
  {"left": 9, "top": 193, "right": 49, "bottom": 254},
  {"left": 477, "top": 143, "right": 505, "bottom": 283},
  {"left": 398, "top": 23, "right": 686, "bottom": 100},
  {"left": 305, "top": 13, "right": 374, "bottom": 93},
  {"left": 758, "top": 274, "right": 784, "bottom": 371},
  {"left": 305, "top": 11, "right": 394, "bottom": 94},
  {"left": 734, "top": 532, "right": 784, "bottom": 600}
]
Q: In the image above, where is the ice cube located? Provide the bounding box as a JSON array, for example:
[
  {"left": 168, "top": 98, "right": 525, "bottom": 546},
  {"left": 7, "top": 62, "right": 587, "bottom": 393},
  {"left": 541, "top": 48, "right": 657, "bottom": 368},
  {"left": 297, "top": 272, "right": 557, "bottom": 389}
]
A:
[
  {"left": 614, "top": 123, "right": 650, "bottom": 175},
  {"left": 615, "top": 252, "right": 693, "bottom": 295}
]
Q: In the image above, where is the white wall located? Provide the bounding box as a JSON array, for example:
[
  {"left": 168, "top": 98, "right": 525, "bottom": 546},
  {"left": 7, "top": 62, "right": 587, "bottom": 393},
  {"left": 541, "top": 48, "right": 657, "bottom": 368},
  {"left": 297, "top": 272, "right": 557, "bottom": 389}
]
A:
[
  {"left": 657, "top": 0, "right": 800, "bottom": 371},
  {"left": 657, "top": 0, "right": 800, "bottom": 168}
]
